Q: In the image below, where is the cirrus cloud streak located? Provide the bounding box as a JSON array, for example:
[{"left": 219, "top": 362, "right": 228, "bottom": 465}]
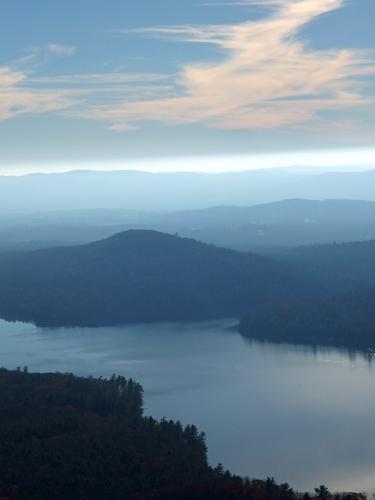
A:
[
  {"left": 90, "top": 0, "right": 375, "bottom": 131},
  {"left": 0, "top": 1, "right": 374, "bottom": 134}
]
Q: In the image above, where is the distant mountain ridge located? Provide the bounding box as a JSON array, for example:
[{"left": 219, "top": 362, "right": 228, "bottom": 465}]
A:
[
  {"left": 2, "top": 198, "right": 375, "bottom": 251},
  {"left": 156, "top": 199, "right": 375, "bottom": 226},
  {"left": 2, "top": 168, "right": 375, "bottom": 212}
]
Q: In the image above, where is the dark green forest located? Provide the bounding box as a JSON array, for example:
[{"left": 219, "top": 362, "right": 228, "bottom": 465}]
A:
[
  {"left": 0, "top": 368, "right": 365, "bottom": 500},
  {"left": 0, "top": 230, "right": 306, "bottom": 327},
  {"left": 239, "top": 290, "right": 375, "bottom": 348},
  {"left": 0, "top": 230, "right": 375, "bottom": 347},
  {"left": 239, "top": 241, "right": 375, "bottom": 348}
]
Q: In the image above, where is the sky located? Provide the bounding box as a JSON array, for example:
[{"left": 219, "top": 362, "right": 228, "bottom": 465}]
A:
[{"left": 1, "top": 0, "right": 375, "bottom": 173}]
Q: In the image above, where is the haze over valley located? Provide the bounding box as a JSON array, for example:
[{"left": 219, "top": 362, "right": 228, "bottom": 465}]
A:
[{"left": 3, "top": 169, "right": 375, "bottom": 252}]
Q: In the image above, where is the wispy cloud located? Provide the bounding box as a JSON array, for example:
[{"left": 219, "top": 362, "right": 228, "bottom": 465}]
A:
[
  {"left": 89, "top": 0, "right": 375, "bottom": 131},
  {"left": 47, "top": 43, "right": 76, "bottom": 57},
  {"left": 108, "top": 122, "right": 138, "bottom": 132},
  {"left": 0, "top": 0, "right": 374, "bottom": 133},
  {"left": 29, "top": 73, "right": 169, "bottom": 86},
  {"left": 0, "top": 67, "right": 26, "bottom": 87},
  {"left": 0, "top": 66, "right": 77, "bottom": 121},
  {"left": 0, "top": 88, "right": 75, "bottom": 121},
  {"left": 0, "top": 63, "right": 172, "bottom": 122},
  {"left": 0, "top": 44, "right": 78, "bottom": 120}
]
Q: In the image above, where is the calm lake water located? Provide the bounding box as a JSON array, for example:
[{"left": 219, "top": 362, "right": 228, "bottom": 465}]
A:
[{"left": 0, "top": 318, "right": 374, "bottom": 493}]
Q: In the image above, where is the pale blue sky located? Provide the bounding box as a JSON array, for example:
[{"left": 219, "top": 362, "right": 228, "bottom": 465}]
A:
[{"left": 1, "top": 0, "right": 374, "bottom": 172}]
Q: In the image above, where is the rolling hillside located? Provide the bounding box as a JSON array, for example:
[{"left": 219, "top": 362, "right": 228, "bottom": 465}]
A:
[{"left": 0, "top": 230, "right": 303, "bottom": 327}]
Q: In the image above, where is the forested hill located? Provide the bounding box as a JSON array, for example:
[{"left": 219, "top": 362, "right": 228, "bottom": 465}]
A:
[
  {"left": 0, "top": 368, "right": 364, "bottom": 500},
  {"left": 281, "top": 240, "right": 375, "bottom": 288},
  {"left": 2, "top": 231, "right": 375, "bottom": 340},
  {"left": 0, "top": 230, "right": 305, "bottom": 327},
  {"left": 239, "top": 290, "right": 375, "bottom": 349},
  {"left": 240, "top": 240, "right": 375, "bottom": 348}
]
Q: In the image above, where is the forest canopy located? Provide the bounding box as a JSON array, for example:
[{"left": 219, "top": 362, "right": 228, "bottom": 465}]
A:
[{"left": 0, "top": 368, "right": 365, "bottom": 500}]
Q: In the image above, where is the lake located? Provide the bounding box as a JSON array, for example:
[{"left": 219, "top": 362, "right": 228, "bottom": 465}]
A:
[{"left": 0, "top": 318, "right": 374, "bottom": 493}]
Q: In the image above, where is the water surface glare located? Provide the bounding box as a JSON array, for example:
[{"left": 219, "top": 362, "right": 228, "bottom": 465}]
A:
[{"left": 0, "top": 318, "right": 374, "bottom": 493}]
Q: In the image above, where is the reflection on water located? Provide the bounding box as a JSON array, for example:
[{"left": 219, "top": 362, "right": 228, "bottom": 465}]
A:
[
  {"left": 0, "top": 318, "right": 375, "bottom": 493},
  {"left": 243, "top": 337, "right": 374, "bottom": 367}
]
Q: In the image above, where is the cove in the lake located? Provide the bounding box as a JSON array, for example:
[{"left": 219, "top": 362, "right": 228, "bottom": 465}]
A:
[{"left": 0, "top": 318, "right": 374, "bottom": 493}]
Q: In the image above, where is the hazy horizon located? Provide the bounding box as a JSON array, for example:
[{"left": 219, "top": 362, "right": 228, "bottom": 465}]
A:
[{"left": 2, "top": 147, "right": 375, "bottom": 176}]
